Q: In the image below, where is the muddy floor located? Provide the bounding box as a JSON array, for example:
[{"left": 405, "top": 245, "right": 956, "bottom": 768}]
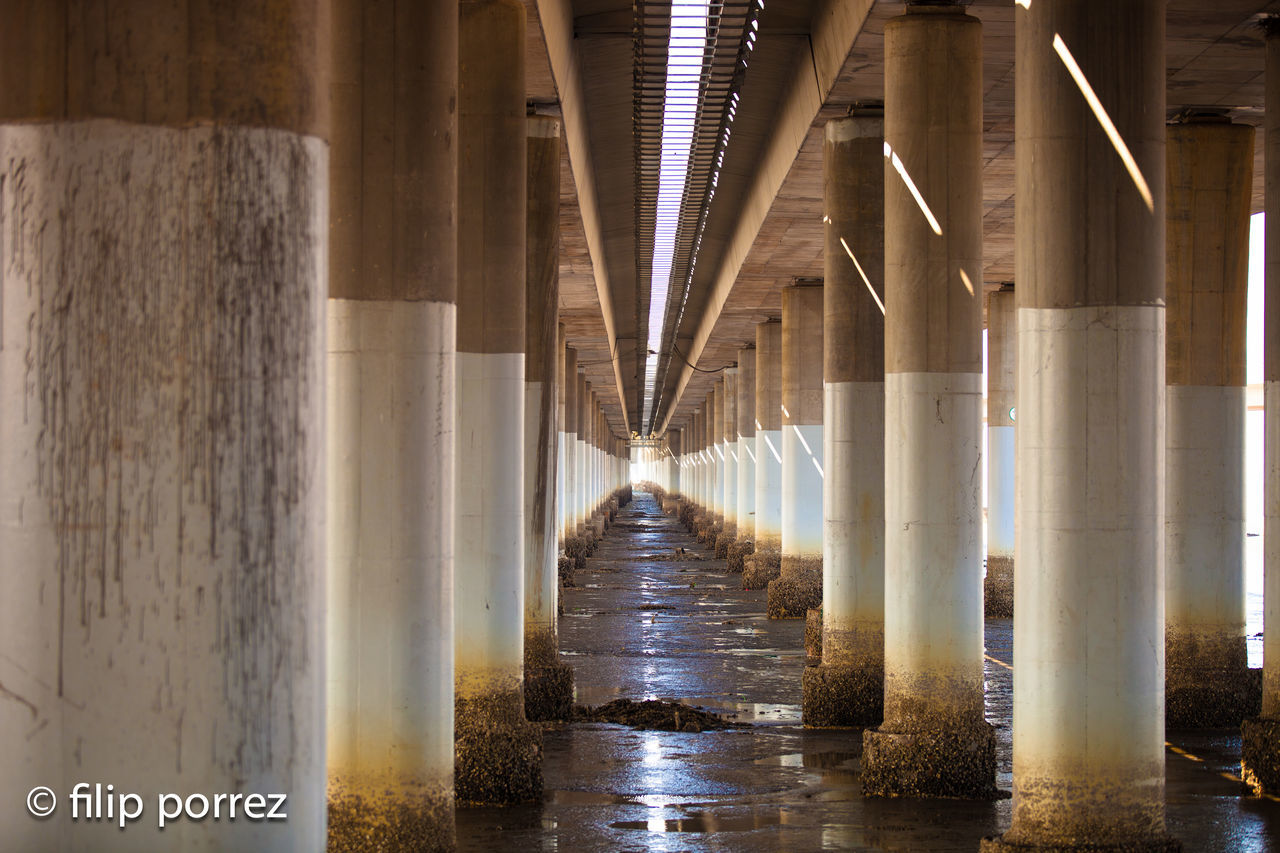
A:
[{"left": 456, "top": 490, "right": 1280, "bottom": 851}]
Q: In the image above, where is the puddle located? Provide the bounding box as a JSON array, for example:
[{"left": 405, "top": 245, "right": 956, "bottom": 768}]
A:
[
  {"left": 753, "top": 751, "right": 859, "bottom": 769},
  {"left": 548, "top": 790, "right": 638, "bottom": 806},
  {"left": 676, "top": 698, "right": 802, "bottom": 724},
  {"left": 610, "top": 811, "right": 784, "bottom": 833}
]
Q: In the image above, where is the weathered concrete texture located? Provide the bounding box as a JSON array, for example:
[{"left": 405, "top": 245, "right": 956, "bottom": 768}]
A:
[
  {"left": 985, "top": 556, "right": 1014, "bottom": 619},
  {"left": 455, "top": 689, "right": 544, "bottom": 805},
  {"left": 805, "top": 608, "right": 823, "bottom": 665},
  {"left": 767, "top": 557, "right": 823, "bottom": 619},
  {"left": 0, "top": 120, "right": 329, "bottom": 852},
  {"left": 803, "top": 662, "right": 884, "bottom": 728},
  {"left": 558, "top": 555, "right": 575, "bottom": 586},
  {"left": 726, "top": 539, "right": 754, "bottom": 573},
  {"left": 742, "top": 549, "right": 782, "bottom": 590},
  {"left": 862, "top": 719, "right": 1000, "bottom": 799},
  {"left": 1242, "top": 716, "right": 1280, "bottom": 796},
  {"left": 1165, "top": 632, "right": 1256, "bottom": 728},
  {"left": 525, "top": 630, "right": 574, "bottom": 722},
  {"left": 328, "top": 784, "right": 453, "bottom": 853}
]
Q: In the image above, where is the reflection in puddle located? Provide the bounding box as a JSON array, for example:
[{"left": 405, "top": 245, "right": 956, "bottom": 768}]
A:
[
  {"left": 753, "top": 751, "right": 859, "bottom": 769},
  {"left": 610, "top": 811, "right": 784, "bottom": 833},
  {"left": 548, "top": 790, "right": 637, "bottom": 806}
]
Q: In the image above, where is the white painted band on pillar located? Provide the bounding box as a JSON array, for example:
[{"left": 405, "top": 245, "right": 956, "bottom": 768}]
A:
[
  {"left": 725, "top": 438, "right": 738, "bottom": 535},
  {"left": 525, "top": 380, "right": 558, "bottom": 633},
  {"left": 782, "top": 424, "right": 824, "bottom": 557},
  {"left": 1013, "top": 305, "right": 1165, "bottom": 821},
  {"left": 884, "top": 371, "right": 983, "bottom": 697},
  {"left": 558, "top": 431, "right": 567, "bottom": 544},
  {"left": 988, "top": 425, "right": 1015, "bottom": 559},
  {"left": 327, "top": 297, "right": 456, "bottom": 805},
  {"left": 714, "top": 442, "right": 725, "bottom": 517},
  {"left": 1166, "top": 384, "right": 1245, "bottom": 630},
  {"left": 1264, "top": 379, "right": 1280, "bottom": 716},
  {"left": 756, "top": 429, "right": 784, "bottom": 546},
  {"left": 824, "top": 381, "right": 884, "bottom": 630},
  {"left": 456, "top": 351, "right": 526, "bottom": 694},
  {"left": 738, "top": 436, "right": 755, "bottom": 537},
  {"left": 575, "top": 436, "right": 586, "bottom": 531}
]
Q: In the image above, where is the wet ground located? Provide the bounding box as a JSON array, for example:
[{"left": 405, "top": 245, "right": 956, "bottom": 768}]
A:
[{"left": 456, "top": 490, "right": 1280, "bottom": 851}]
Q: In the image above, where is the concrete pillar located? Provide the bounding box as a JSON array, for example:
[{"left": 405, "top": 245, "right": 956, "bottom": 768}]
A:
[
  {"left": 671, "top": 428, "right": 684, "bottom": 497},
  {"left": 983, "top": 0, "right": 1177, "bottom": 848},
  {"left": 576, "top": 370, "right": 588, "bottom": 540},
  {"left": 575, "top": 373, "right": 586, "bottom": 538},
  {"left": 589, "top": 391, "right": 600, "bottom": 523},
  {"left": 686, "top": 411, "right": 699, "bottom": 517},
  {"left": 730, "top": 348, "right": 758, "bottom": 572},
  {"left": 454, "top": 0, "right": 540, "bottom": 805},
  {"left": 985, "top": 286, "right": 1016, "bottom": 618},
  {"left": 713, "top": 382, "right": 726, "bottom": 531},
  {"left": 326, "top": 2, "right": 457, "bottom": 848},
  {"left": 523, "top": 115, "right": 572, "bottom": 722},
  {"left": 862, "top": 4, "right": 995, "bottom": 799},
  {"left": 804, "top": 113, "right": 886, "bottom": 728},
  {"left": 1164, "top": 117, "right": 1253, "bottom": 729},
  {"left": 0, "top": 4, "right": 328, "bottom": 850},
  {"left": 770, "top": 283, "right": 825, "bottom": 618},
  {"left": 705, "top": 398, "right": 714, "bottom": 521},
  {"left": 557, "top": 330, "right": 567, "bottom": 547},
  {"left": 582, "top": 382, "right": 594, "bottom": 530},
  {"left": 716, "top": 369, "right": 739, "bottom": 558},
  {"left": 745, "top": 319, "right": 785, "bottom": 589},
  {"left": 1244, "top": 19, "right": 1280, "bottom": 797},
  {"left": 698, "top": 389, "right": 721, "bottom": 545},
  {"left": 696, "top": 409, "right": 706, "bottom": 514},
  {"left": 563, "top": 350, "right": 584, "bottom": 570}
]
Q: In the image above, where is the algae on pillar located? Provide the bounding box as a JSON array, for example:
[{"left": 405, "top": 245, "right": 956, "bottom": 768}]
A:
[
  {"left": 769, "top": 283, "right": 825, "bottom": 618},
  {"left": 729, "top": 348, "right": 758, "bottom": 572},
  {"left": 1244, "top": 17, "right": 1280, "bottom": 797},
  {"left": 1165, "top": 116, "right": 1254, "bottom": 729},
  {"left": 524, "top": 115, "right": 573, "bottom": 722},
  {"left": 983, "top": 0, "right": 1180, "bottom": 848},
  {"left": 0, "top": 3, "right": 330, "bottom": 849},
  {"left": 454, "top": 0, "right": 541, "bottom": 806},
  {"left": 985, "top": 286, "right": 1016, "bottom": 619},
  {"left": 804, "top": 113, "right": 885, "bottom": 728},
  {"left": 862, "top": 3, "right": 995, "bottom": 799},
  {"left": 744, "top": 319, "right": 785, "bottom": 589}
]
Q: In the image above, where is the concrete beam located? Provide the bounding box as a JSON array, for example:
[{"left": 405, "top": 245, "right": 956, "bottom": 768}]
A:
[
  {"left": 533, "top": 0, "right": 630, "bottom": 434},
  {"left": 656, "top": 0, "right": 875, "bottom": 435}
]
